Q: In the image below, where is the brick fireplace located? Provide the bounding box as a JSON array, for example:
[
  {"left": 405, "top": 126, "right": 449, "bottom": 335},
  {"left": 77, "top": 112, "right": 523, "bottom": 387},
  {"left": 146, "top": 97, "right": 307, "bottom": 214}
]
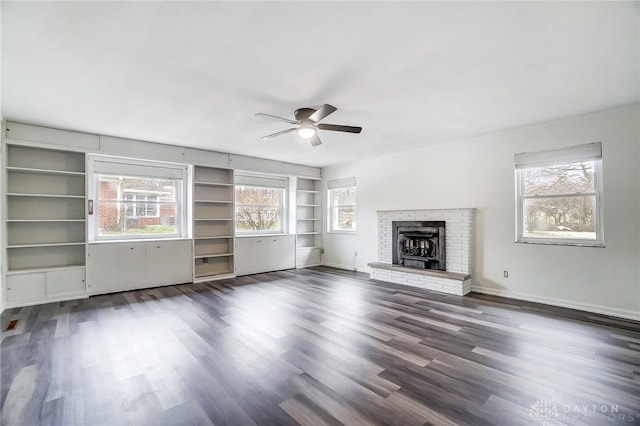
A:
[{"left": 368, "top": 208, "right": 475, "bottom": 295}]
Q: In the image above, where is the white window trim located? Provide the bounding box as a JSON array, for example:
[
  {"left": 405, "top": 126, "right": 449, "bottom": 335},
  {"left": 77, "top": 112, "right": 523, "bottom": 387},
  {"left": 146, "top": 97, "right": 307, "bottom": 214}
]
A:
[
  {"left": 328, "top": 177, "right": 357, "bottom": 234},
  {"left": 234, "top": 172, "right": 288, "bottom": 236},
  {"left": 515, "top": 143, "right": 604, "bottom": 247},
  {"left": 87, "top": 154, "right": 188, "bottom": 242}
]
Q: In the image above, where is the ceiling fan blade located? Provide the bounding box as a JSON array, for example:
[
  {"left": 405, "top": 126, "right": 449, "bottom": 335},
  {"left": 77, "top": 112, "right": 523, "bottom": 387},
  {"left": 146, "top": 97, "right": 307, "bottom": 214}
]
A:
[
  {"left": 255, "top": 113, "right": 298, "bottom": 125},
  {"left": 308, "top": 104, "right": 337, "bottom": 122},
  {"left": 261, "top": 128, "right": 297, "bottom": 139},
  {"left": 317, "top": 123, "right": 362, "bottom": 134},
  {"left": 310, "top": 133, "right": 322, "bottom": 146}
]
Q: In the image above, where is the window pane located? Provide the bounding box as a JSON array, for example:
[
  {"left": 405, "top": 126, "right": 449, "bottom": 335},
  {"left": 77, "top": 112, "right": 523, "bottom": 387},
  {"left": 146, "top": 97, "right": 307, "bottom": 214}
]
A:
[
  {"left": 333, "top": 206, "right": 356, "bottom": 231},
  {"left": 235, "top": 185, "right": 284, "bottom": 232},
  {"left": 235, "top": 206, "right": 281, "bottom": 232},
  {"left": 523, "top": 196, "right": 596, "bottom": 240},
  {"left": 524, "top": 161, "right": 595, "bottom": 196},
  {"left": 98, "top": 175, "right": 177, "bottom": 201},
  {"left": 332, "top": 187, "right": 356, "bottom": 206},
  {"left": 97, "top": 202, "right": 178, "bottom": 237},
  {"left": 330, "top": 186, "right": 356, "bottom": 232}
]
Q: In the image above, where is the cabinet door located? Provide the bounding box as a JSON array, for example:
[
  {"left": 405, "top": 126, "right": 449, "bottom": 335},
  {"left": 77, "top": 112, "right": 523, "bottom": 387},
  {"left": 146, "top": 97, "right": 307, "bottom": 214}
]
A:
[
  {"left": 296, "top": 247, "right": 321, "bottom": 268},
  {"left": 268, "top": 235, "right": 296, "bottom": 271},
  {"left": 46, "top": 268, "right": 86, "bottom": 297},
  {"left": 117, "top": 243, "right": 147, "bottom": 290},
  {"left": 146, "top": 240, "right": 192, "bottom": 287},
  {"left": 235, "top": 237, "right": 264, "bottom": 275},
  {"left": 87, "top": 244, "right": 119, "bottom": 295},
  {"left": 6, "top": 273, "right": 46, "bottom": 303}
]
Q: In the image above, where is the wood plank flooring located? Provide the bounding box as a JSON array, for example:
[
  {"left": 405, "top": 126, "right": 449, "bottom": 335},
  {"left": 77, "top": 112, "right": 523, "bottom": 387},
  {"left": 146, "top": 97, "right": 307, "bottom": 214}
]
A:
[{"left": 2, "top": 266, "right": 639, "bottom": 425}]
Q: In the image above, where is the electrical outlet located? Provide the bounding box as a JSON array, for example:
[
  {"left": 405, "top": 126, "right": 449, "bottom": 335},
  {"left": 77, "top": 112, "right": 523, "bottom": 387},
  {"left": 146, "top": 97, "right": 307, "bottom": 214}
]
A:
[
  {"left": 503, "top": 270, "right": 508, "bottom": 278},
  {"left": 321, "top": 248, "right": 325, "bottom": 254}
]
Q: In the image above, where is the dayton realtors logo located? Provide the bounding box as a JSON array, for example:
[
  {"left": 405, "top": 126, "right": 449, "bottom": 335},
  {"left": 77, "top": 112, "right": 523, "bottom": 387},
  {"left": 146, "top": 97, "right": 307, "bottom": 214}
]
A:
[
  {"left": 529, "top": 400, "right": 637, "bottom": 424},
  {"left": 529, "top": 400, "right": 558, "bottom": 425}
]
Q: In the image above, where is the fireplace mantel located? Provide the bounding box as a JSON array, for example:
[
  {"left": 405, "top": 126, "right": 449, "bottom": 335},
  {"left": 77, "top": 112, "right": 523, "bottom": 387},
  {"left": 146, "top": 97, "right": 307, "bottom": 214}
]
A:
[{"left": 370, "top": 208, "right": 475, "bottom": 296}]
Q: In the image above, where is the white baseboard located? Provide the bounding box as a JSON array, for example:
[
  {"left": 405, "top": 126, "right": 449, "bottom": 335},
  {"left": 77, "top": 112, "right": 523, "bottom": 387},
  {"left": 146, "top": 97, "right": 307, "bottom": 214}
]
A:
[
  {"left": 321, "top": 261, "right": 371, "bottom": 274},
  {"left": 471, "top": 285, "right": 640, "bottom": 322},
  {"left": 315, "top": 264, "right": 639, "bottom": 322}
]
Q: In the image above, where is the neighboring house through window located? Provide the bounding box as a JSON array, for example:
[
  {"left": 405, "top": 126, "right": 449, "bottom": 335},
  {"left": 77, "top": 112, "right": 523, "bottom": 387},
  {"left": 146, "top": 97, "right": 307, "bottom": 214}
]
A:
[
  {"left": 515, "top": 142, "right": 603, "bottom": 246},
  {"left": 328, "top": 177, "right": 356, "bottom": 233},
  {"left": 235, "top": 173, "right": 288, "bottom": 234}
]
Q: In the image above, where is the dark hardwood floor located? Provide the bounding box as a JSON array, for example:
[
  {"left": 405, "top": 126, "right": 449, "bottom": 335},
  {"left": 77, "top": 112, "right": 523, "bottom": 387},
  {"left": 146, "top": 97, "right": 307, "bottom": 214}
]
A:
[{"left": 2, "top": 266, "right": 639, "bottom": 425}]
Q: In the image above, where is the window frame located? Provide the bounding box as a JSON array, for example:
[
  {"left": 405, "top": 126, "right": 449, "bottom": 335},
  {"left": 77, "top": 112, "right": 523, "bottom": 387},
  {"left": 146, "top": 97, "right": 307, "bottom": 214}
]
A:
[
  {"left": 234, "top": 173, "right": 288, "bottom": 236},
  {"left": 87, "top": 155, "right": 188, "bottom": 242},
  {"left": 328, "top": 177, "right": 357, "bottom": 234},
  {"left": 515, "top": 143, "right": 604, "bottom": 247}
]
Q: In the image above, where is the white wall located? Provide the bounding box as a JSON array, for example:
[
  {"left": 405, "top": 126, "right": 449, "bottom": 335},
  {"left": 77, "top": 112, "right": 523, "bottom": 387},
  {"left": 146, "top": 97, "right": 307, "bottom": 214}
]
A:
[{"left": 322, "top": 105, "right": 640, "bottom": 319}]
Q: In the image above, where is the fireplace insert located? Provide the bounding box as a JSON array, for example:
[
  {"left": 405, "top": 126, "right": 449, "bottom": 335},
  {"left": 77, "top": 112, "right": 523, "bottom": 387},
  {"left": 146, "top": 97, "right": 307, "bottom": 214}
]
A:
[{"left": 392, "top": 221, "right": 445, "bottom": 271}]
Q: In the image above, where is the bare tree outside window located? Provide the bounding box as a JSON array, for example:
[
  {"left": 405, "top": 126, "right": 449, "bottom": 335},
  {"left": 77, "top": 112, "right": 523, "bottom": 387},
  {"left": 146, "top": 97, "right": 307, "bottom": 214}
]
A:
[
  {"left": 235, "top": 185, "right": 284, "bottom": 232},
  {"left": 521, "top": 161, "right": 598, "bottom": 240}
]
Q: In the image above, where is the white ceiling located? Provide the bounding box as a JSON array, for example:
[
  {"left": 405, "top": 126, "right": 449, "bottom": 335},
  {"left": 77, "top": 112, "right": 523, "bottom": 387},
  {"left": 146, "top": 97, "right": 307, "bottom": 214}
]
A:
[{"left": 2, "top": 1, "right": 638, "bottom": 168}]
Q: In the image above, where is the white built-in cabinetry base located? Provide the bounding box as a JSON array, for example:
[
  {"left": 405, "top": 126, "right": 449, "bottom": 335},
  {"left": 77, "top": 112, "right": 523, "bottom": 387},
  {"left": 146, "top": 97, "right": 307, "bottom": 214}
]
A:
[
  {"left": 235, "top": 235, "right": 296, "bottom": 276},
  {"left": 6, "top": 267, "right": 86, "bottom": 305},
  {"left": 87, "top": 240, "right": 192, "bottom": 295}
]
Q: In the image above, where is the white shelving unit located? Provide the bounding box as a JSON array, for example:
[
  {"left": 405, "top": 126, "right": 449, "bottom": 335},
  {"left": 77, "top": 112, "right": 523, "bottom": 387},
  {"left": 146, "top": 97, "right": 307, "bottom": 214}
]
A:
[
  {"left": 3, "top": 144, "right": 87, "bottom": 305},
  {"left": 296, "top": 178, "right": 322, "bottom": 267},
  {"left": 193, "top": 166, "right": 235, "bottom": 281}
]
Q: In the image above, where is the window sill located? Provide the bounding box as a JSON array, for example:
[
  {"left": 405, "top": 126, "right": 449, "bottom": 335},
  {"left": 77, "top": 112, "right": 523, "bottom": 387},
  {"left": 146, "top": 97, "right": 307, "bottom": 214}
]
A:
[
  {"left": 516, "top": 240, "right": 605, "bottom": 248},
  {"left": 329, "top": 230, "right": 356, "bottom": 235},
  {"left": 236, "top": 233, "right": 290, "bottom": 238},
  {"left": 89, "top": 237, "right": 190, "bottom": 245}
]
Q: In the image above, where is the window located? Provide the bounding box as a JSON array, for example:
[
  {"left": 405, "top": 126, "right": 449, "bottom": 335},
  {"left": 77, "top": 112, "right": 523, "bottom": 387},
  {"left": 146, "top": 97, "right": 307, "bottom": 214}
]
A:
[
  {"left": 235, "top": 174, "right": 287, "bottom": 234},
  {"left": 124, "top": 193, "right": 159, "bottom": 218},
  {"left": 88, "top": 156, "right": 187, "bottom": 240},
  {"left": 515, "top": 142, "right": 603, "bottom": 246},
  {"left": 328, "top": 177, "right": 356, "bottom": 233}
]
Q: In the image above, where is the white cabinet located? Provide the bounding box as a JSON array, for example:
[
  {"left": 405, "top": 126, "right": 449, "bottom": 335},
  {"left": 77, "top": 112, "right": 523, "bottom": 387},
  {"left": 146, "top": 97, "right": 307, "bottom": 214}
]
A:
[
  {"left": 86, "top": 243, "right": 119, "bottom": 294},
  {"left": 146, "top": 241, "right": 193, "bottom": 286},
  {"left": 6, "top": 267, "right": 86, "bottom": 303},
  {"left": 6, "top": 273, "right": 46, "bottom": 303},
  {"left": 118, "top": 243, "right": 147, "bottom": 290},
  {"left": 87, "top": 240, "right": 192, "bottom": 295},
  {"left": 235, "top": 235, "right": 295, "bottom": 276},
  {"left": 46, "top": 268, "right": 86, "bottom": 297}
]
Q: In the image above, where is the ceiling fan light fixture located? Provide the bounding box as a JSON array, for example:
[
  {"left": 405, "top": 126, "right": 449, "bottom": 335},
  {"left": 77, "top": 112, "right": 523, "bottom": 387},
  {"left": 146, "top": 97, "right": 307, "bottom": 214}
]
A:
[
  {"left": 257, "top": 104, "right": 361, "bottom": 147},
  {"left": 297, "top": 126, "right": 316, "bottom": 139}
]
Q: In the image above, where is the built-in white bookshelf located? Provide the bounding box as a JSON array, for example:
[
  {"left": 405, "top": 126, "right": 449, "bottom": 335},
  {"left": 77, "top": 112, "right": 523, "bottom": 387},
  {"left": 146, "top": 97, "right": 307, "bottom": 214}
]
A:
[
  {"left": 3, "top": 144, "right": 87, "bottom": 305},
  {"left": 193, "top": 166, "right": 235, "bottom": 281},
  {"left": 296, "top": 178, "right": 322, "bottom": 267}
]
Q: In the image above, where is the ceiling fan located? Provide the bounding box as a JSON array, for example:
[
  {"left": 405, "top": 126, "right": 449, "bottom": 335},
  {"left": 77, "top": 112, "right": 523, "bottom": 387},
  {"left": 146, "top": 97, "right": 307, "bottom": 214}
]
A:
[{"left": 255, "top": 104, "right": 362, "bottom": 146}]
